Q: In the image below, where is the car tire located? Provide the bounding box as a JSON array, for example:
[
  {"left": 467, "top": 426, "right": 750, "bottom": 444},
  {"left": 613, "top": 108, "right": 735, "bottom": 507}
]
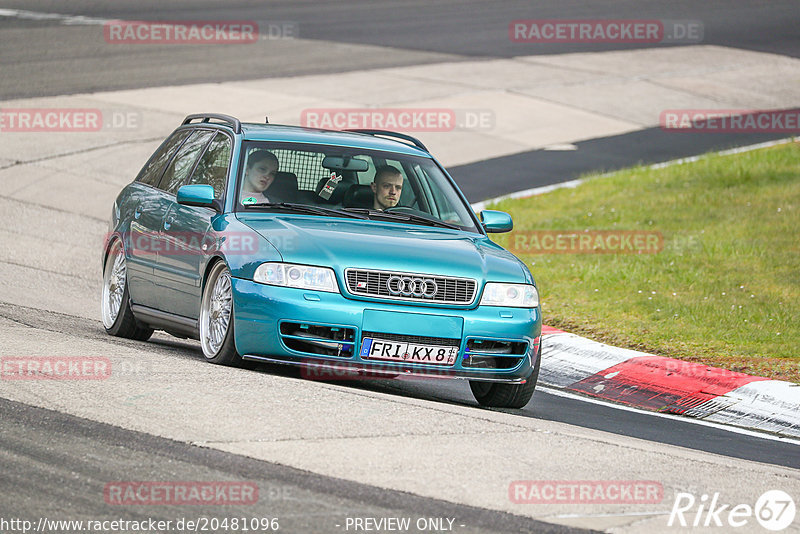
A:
[
  {"left": 199, "top": 261, "right": 243, "bottom": 366},
  {"left": 469, "top": 343, "right": 541, "bottom": 409},
  {"left": 101, "top": 239, "right": 154, "bottom": 341}
]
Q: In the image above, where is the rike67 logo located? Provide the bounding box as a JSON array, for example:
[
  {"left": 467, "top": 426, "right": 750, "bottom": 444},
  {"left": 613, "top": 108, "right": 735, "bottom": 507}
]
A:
[{"left": 669, "top": 490, "right": 796, "bottom": 531}]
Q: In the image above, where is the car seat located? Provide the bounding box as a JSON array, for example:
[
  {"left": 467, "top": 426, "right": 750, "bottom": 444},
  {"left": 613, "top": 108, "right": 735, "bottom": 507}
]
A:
[
  {"left": 343, "top": 184, "right": 374, "bottom": 209},
  {"left": 267, "top": 171, "right": 298, "bottom": 203}
]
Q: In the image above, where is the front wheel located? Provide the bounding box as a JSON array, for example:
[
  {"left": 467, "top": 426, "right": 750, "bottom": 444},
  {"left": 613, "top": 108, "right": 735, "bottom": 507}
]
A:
[
  {"left": 199, "top": 261, "right": 242, "bottom": 366},
  {"left": 469, "top": 343, "right": 541, "bottom": 409},
  {"left": 101, "top": 239, "right": 153, "bottom": 341}
]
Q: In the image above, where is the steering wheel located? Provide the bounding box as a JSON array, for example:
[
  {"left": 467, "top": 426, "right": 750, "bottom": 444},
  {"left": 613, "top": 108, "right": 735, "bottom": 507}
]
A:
[{"left": 384, "top": 206, "right": 417, "bottom": 214}]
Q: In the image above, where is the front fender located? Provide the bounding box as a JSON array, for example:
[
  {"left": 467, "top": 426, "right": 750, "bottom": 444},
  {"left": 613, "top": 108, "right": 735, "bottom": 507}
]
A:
[{"left": 211, "top": 214, "right": 283, "bottom": 280}]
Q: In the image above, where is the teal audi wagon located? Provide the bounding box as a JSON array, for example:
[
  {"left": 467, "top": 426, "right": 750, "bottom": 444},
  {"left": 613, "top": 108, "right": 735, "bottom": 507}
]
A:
[{"left": 102, "top": 113, "right": 542, "bottom": 408}]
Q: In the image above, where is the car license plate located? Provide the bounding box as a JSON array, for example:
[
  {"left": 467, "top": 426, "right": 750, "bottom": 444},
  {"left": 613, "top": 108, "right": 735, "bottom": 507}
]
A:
[{"left": 360, "top": 338, "right": 458, "bottom": 366}]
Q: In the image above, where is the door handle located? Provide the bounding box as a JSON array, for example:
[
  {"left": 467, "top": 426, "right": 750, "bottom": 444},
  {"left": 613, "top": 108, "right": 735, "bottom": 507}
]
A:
[
  {"left": 134, "top": 206, "right": 142, "bottom": 219},
  {"left": 164, "top": 216, "right": 175, "bottom": 231}
]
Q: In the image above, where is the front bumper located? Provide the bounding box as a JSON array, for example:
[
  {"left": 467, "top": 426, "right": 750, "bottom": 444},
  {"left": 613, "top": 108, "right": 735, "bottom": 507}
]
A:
[{"left": 231, "top": 278, "right": 541, "bottom": 382}]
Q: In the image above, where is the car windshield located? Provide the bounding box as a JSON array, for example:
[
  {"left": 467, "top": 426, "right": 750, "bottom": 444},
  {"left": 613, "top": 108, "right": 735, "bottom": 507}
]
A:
[{"left": 235, "top": 141, "right": 480, "bottom": 233}]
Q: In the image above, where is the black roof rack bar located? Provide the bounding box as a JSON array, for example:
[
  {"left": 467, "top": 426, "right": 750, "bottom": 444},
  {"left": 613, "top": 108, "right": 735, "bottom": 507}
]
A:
[
  {"left": 182, "top": 113, "right": 241, "bottom": 134},
  {"left": 344, "top": 129, "right": 428, "bottom": 152}
]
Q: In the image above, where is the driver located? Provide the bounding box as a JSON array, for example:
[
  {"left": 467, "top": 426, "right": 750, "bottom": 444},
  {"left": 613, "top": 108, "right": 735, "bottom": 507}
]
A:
[{"left": 371, "top": 165, "right": 403, "bottom": 211}]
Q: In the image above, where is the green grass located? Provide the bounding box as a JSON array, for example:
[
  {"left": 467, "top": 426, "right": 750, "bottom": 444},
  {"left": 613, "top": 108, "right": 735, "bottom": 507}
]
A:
[{"left": 489, "top": 141, "right": 800, "bottom": 382}]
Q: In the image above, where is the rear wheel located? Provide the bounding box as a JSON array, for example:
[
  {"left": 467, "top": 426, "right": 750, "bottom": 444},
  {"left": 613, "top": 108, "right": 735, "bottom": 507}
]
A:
[
  {"left": 199, "top": 261, "right": 242, "bottom": 366},
  {"left": 101, "top": 239, "right": 153, "bottom": 341},
  {"left": 469, "top": 343, "right": 541, "bottom": 408}
]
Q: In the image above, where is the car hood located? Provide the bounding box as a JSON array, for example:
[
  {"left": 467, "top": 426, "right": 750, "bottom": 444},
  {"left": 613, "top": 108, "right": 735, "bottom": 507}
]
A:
[{"left": 236, "top": 213, "right": 527, "bottom": 283}]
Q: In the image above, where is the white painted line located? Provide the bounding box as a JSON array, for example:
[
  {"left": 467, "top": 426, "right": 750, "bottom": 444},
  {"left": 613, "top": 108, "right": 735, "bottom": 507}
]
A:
[
  {"left": 539, "top": 386, "right": 800, "bottom": 445},
  {"left": 471, "top": 137, "right": 796, "bottom": 212},
  {"left": 542, "top": 143, "right": 578, "bottom": 151},
  {"left": 648, "top": 137, "right": 797, "bottom": 169},
  {"left": 0, "top": 8, "right": 109, "bottom": 25},
  {"left": 553, "top": 511, "right": 671, "bottom": 519}
]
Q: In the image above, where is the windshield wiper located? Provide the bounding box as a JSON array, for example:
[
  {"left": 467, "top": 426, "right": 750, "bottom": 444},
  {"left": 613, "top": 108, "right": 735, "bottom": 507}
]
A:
[
  {"left": 243, "top": 202, "right": 368, "bottom": 219},
  {"left": 342, "top": 208, "right": 460, "bottom": 229}
]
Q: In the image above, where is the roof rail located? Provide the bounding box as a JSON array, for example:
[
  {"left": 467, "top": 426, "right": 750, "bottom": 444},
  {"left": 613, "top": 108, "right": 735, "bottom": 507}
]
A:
[
  {"left": 344, "top": 129, "right": 428, "bottom": 152},
  {"left": 182, "top": 113, "right": 242, "bottom": 134}
]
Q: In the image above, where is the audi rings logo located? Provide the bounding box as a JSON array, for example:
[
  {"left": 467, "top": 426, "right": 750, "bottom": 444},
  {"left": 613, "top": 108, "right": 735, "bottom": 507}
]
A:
[{"left": 386, "top": 276, "right": 438, "bottom": 298}]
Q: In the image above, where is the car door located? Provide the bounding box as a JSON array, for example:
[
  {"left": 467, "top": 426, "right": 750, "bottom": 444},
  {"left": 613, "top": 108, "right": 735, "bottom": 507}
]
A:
[
  {"left": 158, "top": 131, "right": 232, "bottom": 319},
  {"left": 125, "top": 128, "right": 192, "bottom": 308},
  {"left": 147, "top": 128, "right": 216, "bottom": 314}
]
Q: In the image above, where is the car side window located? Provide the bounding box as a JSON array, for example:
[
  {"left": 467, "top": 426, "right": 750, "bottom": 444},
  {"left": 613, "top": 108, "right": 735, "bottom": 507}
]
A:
[
  {"left": 158, "top": 129, "right": 215, "bottom": 195},
  {"left": 136, "top": 129, "right": 191, "bottom": 187},
  {"left": 186, "top": 132, "right": 231, "bottom": 199},
  {"left": 413, "top": 163, "right": 469, "bottom": 225}
]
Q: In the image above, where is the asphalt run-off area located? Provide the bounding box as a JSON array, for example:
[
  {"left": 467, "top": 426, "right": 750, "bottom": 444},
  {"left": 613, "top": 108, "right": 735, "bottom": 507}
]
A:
[{"left": 0, "top": 2, "right": 798, "bottom": 533}]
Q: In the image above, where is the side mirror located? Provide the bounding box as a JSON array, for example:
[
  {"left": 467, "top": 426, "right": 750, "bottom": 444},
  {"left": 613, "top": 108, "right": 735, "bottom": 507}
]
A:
[
  {"left": 177, "top": 184, "right": 219, "bottom": 211},
  {"left": 480, "top": 210, "right": 513, "bottom": 233}
]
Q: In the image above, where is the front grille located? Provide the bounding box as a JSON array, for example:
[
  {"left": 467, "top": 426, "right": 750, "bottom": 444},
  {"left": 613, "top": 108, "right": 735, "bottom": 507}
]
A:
[
  {"left": 361, "top": 331, "right": 460, "bottom": 347},
  {"left": 345, "top": 268, "right": 477, "bottom": 305}
]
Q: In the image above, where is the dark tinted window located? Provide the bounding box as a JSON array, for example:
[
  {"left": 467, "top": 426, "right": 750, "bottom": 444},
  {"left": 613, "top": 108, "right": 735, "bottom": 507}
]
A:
[
  {"left": 186, "top": 132, "right": 231, "bottom": 199},
  {"left": 158, "top": 129, "right": 215, "bottom": 195},
  {"left": 137, "top": 129, "right": 191, "bottom": 186}
]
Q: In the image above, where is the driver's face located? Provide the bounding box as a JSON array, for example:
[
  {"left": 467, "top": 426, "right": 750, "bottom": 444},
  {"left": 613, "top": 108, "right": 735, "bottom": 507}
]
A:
[
  {"left": 372, "top": 174, "right": 403, "bottom": 210},
  {"left": 245, "top": 159, "right": 277, "bottom": 192}
]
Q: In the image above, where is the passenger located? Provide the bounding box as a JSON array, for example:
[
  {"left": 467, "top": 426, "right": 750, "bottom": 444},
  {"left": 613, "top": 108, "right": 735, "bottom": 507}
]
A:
[
  {"left": 371, "top": 165, "right": 403, "bottom": 210},
  {"left": 241, "top": 150, "right": 279, "bottom": 203}
]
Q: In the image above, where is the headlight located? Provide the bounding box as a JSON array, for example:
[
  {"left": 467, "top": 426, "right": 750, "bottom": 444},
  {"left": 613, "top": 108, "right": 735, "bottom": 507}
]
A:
[
  {"left": 253, "top": 263, "right": 339, "bottom": 293},
  {"left": 480, "top": 283, "right": 538, "bottom": 308}
]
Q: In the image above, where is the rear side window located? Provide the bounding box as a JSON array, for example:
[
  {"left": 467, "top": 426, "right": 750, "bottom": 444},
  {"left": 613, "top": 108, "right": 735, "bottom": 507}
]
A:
[
  {"left": 136, "top": 129, "right": 191, "bottom": 187},
  {"left": 158, "top": 130, "right": 215, "bottom": 195},
  {"left": 186, "top": 132, "right": 232, "bottom": 199}
]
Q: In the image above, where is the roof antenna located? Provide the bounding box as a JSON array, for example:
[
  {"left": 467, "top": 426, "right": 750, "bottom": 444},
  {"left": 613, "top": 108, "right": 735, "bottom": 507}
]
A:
[{"left": 265, "top": 116, "right": 269, "bottom": 124}]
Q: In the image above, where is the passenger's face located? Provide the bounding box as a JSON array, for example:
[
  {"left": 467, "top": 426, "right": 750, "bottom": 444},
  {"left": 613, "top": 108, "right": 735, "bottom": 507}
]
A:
[
  {"left": 372, "top": 174, "right": 403, "bottom": 210},
  {"left": 245, "top": 159, "right": 277, "bottom": 192}
]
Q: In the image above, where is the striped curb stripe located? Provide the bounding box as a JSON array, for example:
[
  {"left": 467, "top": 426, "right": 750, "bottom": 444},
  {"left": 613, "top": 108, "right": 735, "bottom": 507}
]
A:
[{"left": 539, "top": 328, "right": 800, "bottom": 438}]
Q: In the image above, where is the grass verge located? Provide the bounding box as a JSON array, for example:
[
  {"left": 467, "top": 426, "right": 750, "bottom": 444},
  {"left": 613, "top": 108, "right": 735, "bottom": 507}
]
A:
[{"left": 490, "top": 141, "right": 800, "bottom": 382}]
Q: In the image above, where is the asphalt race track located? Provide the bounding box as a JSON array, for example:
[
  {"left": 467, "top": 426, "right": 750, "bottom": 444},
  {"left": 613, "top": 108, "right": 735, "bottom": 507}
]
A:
[
  {"left": 0, "top": 0, "right": 798, "bottom": 99},
  {"left": 1, "top": 397, "right": 576, "bottom": 534},
  {"left": 1, "top": 2, "right": 798, "bottom": 533}
]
